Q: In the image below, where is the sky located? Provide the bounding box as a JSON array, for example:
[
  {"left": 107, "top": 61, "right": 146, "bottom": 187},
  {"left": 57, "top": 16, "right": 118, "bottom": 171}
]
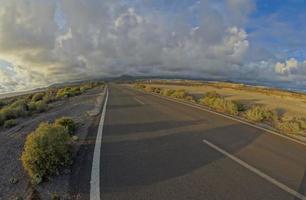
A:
[{"left": 0, "top": 0, "right": 306, "bottom": 93}]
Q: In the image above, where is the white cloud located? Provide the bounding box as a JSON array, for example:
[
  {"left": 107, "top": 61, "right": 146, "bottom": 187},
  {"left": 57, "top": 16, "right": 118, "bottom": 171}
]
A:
[
  {"left": 0, "top": 0, "right": 304, "bottom": 92},
  {"left": 274, "top": 58, "right": 306, "bottom": 77}
]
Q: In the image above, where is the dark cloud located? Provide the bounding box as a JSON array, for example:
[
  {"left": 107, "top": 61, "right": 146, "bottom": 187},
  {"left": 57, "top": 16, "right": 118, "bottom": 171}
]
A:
[{"left": 0, "top": 0, "right": 304, "bottom": 92}]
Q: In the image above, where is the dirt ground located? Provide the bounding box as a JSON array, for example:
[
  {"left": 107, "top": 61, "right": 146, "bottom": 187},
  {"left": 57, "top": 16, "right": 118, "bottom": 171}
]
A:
[
  {"left": 0, "top": 86, "right": 104, "bottom": 200},
  {"left": 142, "top": 83, "right": 306, "bottom": 119}
]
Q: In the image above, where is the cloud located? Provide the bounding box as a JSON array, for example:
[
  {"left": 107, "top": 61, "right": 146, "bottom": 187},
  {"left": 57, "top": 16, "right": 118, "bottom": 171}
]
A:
[
  {"left": 0, "top": 0, "right": 303, "bottom": 92},
  {"left": 275, "top": 58, "right": 306, "bottom": 77}
]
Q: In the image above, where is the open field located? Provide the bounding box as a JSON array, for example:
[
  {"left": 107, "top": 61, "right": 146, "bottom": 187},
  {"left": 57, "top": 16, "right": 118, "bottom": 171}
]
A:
[
  {"left": 0, "top": 83, "right": 104, "bottom": 199},
  {"left": 135, "top": 80, "right": 306, "bottom": 119}
]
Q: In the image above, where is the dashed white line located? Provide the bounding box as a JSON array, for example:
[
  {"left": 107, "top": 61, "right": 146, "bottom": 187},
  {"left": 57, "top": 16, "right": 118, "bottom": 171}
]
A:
[
  {"left": 203, "top": 139, "right": 306, "bottom": 200},
  {"left": 134, "top": 97, "right": 145, "bottom": 105},
  {"left": 90, "top": 87, "right": 108, "bottom": 200}
]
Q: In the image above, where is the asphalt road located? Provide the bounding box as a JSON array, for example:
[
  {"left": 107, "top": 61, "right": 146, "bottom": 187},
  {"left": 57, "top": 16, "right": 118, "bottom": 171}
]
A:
[{"left": 98, "top": 84, "right": 306, "bottom": 200}]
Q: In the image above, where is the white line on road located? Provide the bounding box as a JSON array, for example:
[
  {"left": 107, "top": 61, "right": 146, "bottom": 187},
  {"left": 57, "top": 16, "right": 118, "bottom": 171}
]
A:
[
  {"left": 90, "top": 87, "right": 108, "bottom": 200},
  {"left": 134, "top": 97, "right": 145, "bottom": 105},
  {"left": 203, "top": 139, "right": 306, "bottom": 200}
]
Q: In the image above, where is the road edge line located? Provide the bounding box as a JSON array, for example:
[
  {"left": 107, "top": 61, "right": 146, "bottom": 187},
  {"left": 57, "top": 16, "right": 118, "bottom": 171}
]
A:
[
  {"left": 134, "top": 97, "right": 145, "bottom": 105},
  {"left": 203, "top": 139, "right": 306, "bottom": 200},
  {"left": 90, "top": 86, "right": 108, "bottom": 200}
]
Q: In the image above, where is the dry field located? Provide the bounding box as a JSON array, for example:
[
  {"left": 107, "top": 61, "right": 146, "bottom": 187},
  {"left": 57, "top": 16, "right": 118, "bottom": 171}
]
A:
[
  {"left": 142, "top": 81, "right": 306, "bottom": 119},
  {"left": 0, "top": 85, "right": 104, "bottom": 199}
]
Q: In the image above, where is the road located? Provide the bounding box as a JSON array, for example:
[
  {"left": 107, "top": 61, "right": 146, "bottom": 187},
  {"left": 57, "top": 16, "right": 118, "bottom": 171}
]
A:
[{"left": 95, "top": 84, "right": 306, "bottom": 200}]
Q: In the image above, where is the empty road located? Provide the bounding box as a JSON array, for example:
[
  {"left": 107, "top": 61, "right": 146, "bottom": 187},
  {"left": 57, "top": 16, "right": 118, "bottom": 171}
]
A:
[{"left": 94, "top": 84, "right": 306, "bottom": 200}]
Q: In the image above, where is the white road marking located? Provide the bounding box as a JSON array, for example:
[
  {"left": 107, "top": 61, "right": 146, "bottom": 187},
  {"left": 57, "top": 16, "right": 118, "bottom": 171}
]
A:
[
  {"left": 134, "top": 88, "right": 306, "bottom": 147},
  {"left": 134, "top": 97, "right": 145, "bottom": 105},
  {"left": 203, "top": 139, "right": 306, "bottom": 200},
  {"left": 90, "top": 87, "right": 108, "bottom": 200}
]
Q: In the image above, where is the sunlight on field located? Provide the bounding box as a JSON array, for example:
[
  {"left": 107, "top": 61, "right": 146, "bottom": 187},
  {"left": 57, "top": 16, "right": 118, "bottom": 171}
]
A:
[{"left": 145, "top": 83, "right": 306, "bottom": 119}]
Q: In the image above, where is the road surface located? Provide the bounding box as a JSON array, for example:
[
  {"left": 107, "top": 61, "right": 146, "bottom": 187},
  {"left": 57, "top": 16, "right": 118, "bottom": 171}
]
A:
[{"left": 93, "top": 84, "right": 306, "bottom": 200}]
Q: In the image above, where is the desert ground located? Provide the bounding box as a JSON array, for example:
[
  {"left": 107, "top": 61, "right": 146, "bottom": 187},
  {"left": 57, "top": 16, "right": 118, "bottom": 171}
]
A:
[
  {"left": 0, "top": 86, "right": 104, "bottom": 199},
  {"left": 141, "top": 81, "right": 306, "bottom": 119}
]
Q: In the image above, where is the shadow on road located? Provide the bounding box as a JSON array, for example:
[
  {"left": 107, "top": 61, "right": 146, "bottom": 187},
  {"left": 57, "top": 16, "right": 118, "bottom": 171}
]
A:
[
  {"left": 103, "top": 120, "right": 204, "bottom": 136},
  {"left": 101, "top": 122, "right": 263, "bottom": 192}
]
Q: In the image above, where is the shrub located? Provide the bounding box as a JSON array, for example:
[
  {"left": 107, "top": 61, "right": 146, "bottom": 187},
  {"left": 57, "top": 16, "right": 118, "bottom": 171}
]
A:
[
  {"left": 235, "top": 101, "right": 246, "bottom": 112},
  {"left": 28, "top": 102, "right": 37, "bottom": 112},
  {"left": 0, "top": 99, "right": 28, "bottom": 123},
  {"left": 51, "top": 193, "right": 60, "bottom": 200},
  {"left": 205, "top": 91, "right": 221, "bottom": 98},
  {"left": 28, "top": 100, "right": 48, "bottom": 113},
  {"left": 70, "top": 87, "right": 81, "bottom": 96},
  {"left": 161, "top": 89, "right": 175, "bottom": 96},
  {"left": 56, "top": 86, "right": 82, "bottom": 98},
  {"left": 184, "top": 95, "right": 196, "bottom": 102},
  {"left": 245, "top": 105, "right": 276, "bottom": 122},
  {"left": 55, "top": 117, "right": 76, "bottom": 135},
  {"left": 35, "top": 101, "right": 48, "bottom": 113},
  {"left": 4, "top": 119, "right": 17, "bottom": 128},
  {"left": 277, "top": 118, "right": 306, "bottom": 134},
  {"left": 0, "top": 100, "right": 6, "bottom": 109},
  {"left": 199, "top": 95, "right": 239, "bottom": 115},
  {"left": 171, "top": 89, "right": 187, "bottom": 99},
  {"left": 31, "top": 93, "right": 45, "bottom": 102},
  {"left": 56, "top": 88, "right": 69, "bottom": 99},
  {"left": 152, "top": 87, "right": 162, "bottom": 93},
  {"left": 21, "top": 122, "right": 71, "bottom": 184},
  {"left": 42, "top": 90, "right": 56, "bottom": 103}
]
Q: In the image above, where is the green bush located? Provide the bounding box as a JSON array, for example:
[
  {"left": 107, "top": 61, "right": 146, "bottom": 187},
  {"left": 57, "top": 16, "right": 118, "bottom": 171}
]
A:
[
  {"left": 234, "top": 101, "right": 246, "bottom": 112},
  {"left": 56, "top": 86, "right": 82, "bottom": 98},
  {"left": 56, "top": 88, "right": 69, "bottom": 99},
  {"left": 161, "top": 89, "right": 175, "bottom": 96},
  {"left": 28, "top": 100, "right": 48, "bottom": 113},
  {"left": 21, "top": 122, "right": 71, "bottom": 184},
  {"left": 4, "top": 119, "right": 17, "bottom": 128},
  {"left": 31, "top": 93, "right": 45, "bottom": 102},
  {"left": 199, "top": 94, "right": 239, "bottom": 116},
  {"left": 0, "top": 99, "right": 28, "bottom": 123},
  {"left": 184, "top": 95, "right": 196, "bottom": 102},
  {"left": 35, "top": 101, "right": 48, "bottom": 112},
  {"left": 42, "top": 90, "right": 56, "bottom": 103},
  {"left": 0, "top": 100, "right": 6, "bottom": 109},
  {"left": 245, "top": 105, "right": 276, "bottom": 122},
  {"left": 277, "top": 118, "right": 306, "bottom": 134},
  {"left": 152, "top": 87, "right": 162, "bottom": 93},
  {"left": 171, "top": 89, "right": 187, "bottom": 99},
  {"left": 55, "top": 117, "right": 76, "bottom": 135}
]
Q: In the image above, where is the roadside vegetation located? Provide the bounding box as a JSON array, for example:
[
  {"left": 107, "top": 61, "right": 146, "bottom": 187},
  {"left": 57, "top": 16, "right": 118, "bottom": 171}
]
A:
[
  {"left": 0, "top": 82, "right": 102, "bottom": 128},
  {"left": 21, "top": 117, "right": 77, "bottom": 184},
  {"left": 133, "top": 83, "right": 306, "bottom": 136},
  {"left": 198, "top": 91, "right": 240, "bottom": 115},
  {"left": 244, "top": 105, "right": 276, "bottom": 123}
]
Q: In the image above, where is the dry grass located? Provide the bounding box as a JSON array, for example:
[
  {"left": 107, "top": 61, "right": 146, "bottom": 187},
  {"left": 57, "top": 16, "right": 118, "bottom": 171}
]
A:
[{"left": 141, "top": 82, "right": 306, "bottom": 119}]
